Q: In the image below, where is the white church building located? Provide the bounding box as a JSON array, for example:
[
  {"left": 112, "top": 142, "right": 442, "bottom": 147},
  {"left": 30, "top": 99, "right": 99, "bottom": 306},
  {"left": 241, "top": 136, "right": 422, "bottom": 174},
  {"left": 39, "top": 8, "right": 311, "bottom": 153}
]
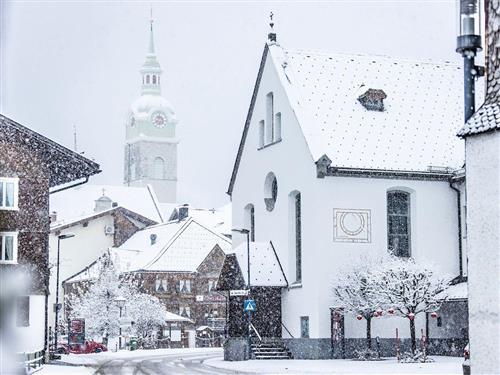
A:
[{"left": 220, "top": 28, "right": 472, "bottom": 359}]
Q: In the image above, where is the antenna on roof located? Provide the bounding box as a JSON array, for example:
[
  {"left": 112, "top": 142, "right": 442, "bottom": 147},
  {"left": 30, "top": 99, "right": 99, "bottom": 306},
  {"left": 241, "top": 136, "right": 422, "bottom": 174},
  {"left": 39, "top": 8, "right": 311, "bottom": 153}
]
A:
[{"left": 268, "top": 11, "right": 277, "bottom": 43}]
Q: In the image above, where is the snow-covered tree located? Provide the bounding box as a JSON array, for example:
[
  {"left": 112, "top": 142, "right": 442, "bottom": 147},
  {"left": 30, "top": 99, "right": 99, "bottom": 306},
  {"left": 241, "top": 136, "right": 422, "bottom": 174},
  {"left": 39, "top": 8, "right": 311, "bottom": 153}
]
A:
[
  {"left": 331, "top": 254, "right": 387, "bottom": 351},
  {"left": 373, "top": 257, "right": 451, "bottom": 355},
  {"left": 126, "top": 292, "right": 165, "bottom": 339},
  {"left": 69, "top": 255, "right": 166, "bottom": 341}
]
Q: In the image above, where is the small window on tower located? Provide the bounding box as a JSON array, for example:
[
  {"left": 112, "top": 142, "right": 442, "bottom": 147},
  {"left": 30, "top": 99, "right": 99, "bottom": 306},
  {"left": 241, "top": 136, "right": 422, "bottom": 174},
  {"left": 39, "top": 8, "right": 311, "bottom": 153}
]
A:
[
  {"left": 153, "top": 75, "right": 157, "bottom": 84},
  {"left": 146, "top": 75, "right": 150, "bottom": 84},
  {"left": 153, "top": 157, "right": 165, "bottom": 179}
]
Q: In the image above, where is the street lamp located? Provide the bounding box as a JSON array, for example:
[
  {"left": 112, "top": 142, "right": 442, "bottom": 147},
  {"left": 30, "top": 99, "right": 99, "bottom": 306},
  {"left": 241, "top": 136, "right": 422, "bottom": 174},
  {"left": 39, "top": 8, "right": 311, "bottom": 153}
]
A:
[
  {"left": 54, "top": 233, "right": 75, "bottom": 354},
  {"left": 456, "top": 0, "right": 484, "bottom": 122},
  {"left": 115, "top": 296, "right": 126, "bottom": 350}
]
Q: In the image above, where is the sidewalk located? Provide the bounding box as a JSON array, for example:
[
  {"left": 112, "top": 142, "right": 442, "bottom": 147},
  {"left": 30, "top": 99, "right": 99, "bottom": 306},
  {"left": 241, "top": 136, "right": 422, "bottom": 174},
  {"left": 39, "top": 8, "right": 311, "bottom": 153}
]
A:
[{"left": 204, "top": 356, "right": 463, "bottom": 375}]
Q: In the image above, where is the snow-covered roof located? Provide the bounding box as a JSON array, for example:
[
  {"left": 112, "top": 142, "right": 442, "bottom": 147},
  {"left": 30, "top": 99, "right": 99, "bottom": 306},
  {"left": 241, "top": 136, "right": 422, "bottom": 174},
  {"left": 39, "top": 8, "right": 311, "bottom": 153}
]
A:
[
  {"left": 228, "top": 44, "right": 474, "bottom": 195},
  {"left": 186, "top": 204, "right": 232, "bottom": 237},
  {"left": 196, "top": 325, "right": 211, "bottom": 331},
  {"left": 439, "top": 282, "right": 467, "bottom": 301},
  {"left": 165, "top": 311, "right": 193, "bottom": 323},
  {"left": 162, "top": 203, "right": 232, "bottom": 237},
  {"left": 0, "top": 115, "right": 101, "bottom": 188},
  {"left": 277, "top": 48, "right": 466, "bottom": 171},
  {"left": 232, "top": 241, "right": 287, "bottom": 287},
  {"left": 113, "top": 217, "right": 231, "bottom": 273},
  {"left": 50, "top": 184, "right": 164, "bottom": 224},
  {"left": 50, "top": 206, "right": 155, "bottom": 232}
]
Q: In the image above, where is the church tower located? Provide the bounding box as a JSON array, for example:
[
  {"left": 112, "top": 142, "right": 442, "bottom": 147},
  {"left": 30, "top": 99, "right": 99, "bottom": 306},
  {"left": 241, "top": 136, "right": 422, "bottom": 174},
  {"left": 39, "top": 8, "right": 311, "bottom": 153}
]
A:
[{"left": 124, "top": 16, "right": 178, "bottom": 203}]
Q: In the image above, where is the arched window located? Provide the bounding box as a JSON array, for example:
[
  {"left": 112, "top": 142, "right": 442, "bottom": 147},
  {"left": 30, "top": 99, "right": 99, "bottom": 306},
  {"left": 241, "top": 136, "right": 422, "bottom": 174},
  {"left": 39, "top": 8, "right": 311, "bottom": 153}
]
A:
[
  {"left": 129, "top": 158, "right": 136, "bottom": 181},
  {"left": 289, "top": 191, "right": 302, "bottom": 282},
  {"left": 274, "top": 112, "right": 282, "bottom": 141},
  {"left": 258, "top": 120, "right": 265, "bottom": 148},
  {"left": 244, "top": 204, "right": 255, "bottom": 242},
  {"left": 152, "top": 75, "right": 157, "bottom": 84},
  {"left": 387, "top": 190, "right": 411, "bottom": 257},
  {"left": 265, "top": 92, "right": 274, "bottom": 144},
  {"left": 146, "top": 75, "right": 150, "bottom": 84},
  {"left": 153, "top": 157, "right": 165, "bottom": 179}
]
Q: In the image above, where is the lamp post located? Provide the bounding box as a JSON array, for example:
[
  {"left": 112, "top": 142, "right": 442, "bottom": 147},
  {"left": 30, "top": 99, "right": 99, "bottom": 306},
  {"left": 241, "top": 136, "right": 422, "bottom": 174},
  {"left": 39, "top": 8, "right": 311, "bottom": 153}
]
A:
[
  {"left": 456, "top": 0, "right": 484, "bottom": 122},
  {"left": 115, "top": 296, "right": 126, "bottom": 350},
  {"left": 231, "top": 228, "right": 251, "bottom": 359},
  {"left": 54, "top": 233, "right": 75, "bottom": 354}
]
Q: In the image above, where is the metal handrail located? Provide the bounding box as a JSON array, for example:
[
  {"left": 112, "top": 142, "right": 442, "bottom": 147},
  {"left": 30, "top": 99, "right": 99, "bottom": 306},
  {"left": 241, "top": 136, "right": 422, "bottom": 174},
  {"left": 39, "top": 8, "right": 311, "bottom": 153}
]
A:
[
  {"left": 249, "top": 322, "right": 262, "bottom": 342},
  {"left": 281, "top": 322, "right": 294, "bottom": 338}
]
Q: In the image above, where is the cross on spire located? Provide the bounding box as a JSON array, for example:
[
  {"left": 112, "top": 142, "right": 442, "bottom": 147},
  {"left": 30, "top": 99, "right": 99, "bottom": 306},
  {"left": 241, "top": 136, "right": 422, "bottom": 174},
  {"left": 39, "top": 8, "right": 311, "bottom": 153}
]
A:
[
  {"left": 148, "top": 5, "right": 155, "bottom": 54},
  {"left": 268, "top": 11, "right": 277, "bottom": 43}
]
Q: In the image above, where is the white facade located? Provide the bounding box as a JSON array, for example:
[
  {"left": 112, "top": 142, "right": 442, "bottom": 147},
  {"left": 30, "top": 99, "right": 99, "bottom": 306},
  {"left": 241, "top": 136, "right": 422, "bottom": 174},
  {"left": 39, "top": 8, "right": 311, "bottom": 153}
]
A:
[
  {"left": 12, "top": 295, "right": 46, "bottom": 354},
  {"left": 464, "top": 132, "right": 500, "bottom": 372},
  {"left": 229, "top": 42, "right": 464, "bottom": 342},
  {"left": 48, "top": 214, "right": 115, "bottom": 329}
]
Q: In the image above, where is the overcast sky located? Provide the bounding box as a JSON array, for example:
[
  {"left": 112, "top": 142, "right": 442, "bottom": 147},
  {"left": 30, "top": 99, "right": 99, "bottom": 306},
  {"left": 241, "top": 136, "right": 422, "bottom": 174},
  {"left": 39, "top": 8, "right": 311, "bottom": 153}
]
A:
[{"left": 1, "top": 0, "right": 465, "bottom": 208}]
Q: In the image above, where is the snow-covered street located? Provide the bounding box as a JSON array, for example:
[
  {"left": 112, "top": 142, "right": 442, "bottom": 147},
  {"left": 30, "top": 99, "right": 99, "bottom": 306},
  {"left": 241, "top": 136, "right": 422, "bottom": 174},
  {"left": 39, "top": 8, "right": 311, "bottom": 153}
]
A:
[
  {"left": 40, "top": 348, "right": 464, "bottom": 374},
  {"left": 45, "top": 348, "right": 233, "bottom": 374}
]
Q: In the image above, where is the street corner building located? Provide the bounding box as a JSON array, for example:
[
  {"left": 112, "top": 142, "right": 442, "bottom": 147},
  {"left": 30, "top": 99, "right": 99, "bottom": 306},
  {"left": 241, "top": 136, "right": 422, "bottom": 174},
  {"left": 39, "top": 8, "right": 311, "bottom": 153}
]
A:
[
  {"left": 0, "top": 114, "right": 100, "bottom": 372},
  {"left": 456, "top": 0, "right": 500, "bottom": 372},
  {"left": 220, "top": 29, "right": 474, "bottom": 360}
]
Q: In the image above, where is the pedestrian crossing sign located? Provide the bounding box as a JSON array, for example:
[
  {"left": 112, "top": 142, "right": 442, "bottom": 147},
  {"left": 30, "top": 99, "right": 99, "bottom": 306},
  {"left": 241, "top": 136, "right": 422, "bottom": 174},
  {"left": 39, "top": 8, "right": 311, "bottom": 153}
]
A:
[{"left": 244, "top": 299, "right": 256, "bottom": 312}]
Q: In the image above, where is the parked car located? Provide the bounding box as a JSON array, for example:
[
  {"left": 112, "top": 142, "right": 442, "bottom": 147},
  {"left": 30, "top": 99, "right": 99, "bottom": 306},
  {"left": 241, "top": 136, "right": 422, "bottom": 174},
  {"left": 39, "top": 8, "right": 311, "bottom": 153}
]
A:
[{"left": 56, "top": 340, "right": 107, "bottom": 354}]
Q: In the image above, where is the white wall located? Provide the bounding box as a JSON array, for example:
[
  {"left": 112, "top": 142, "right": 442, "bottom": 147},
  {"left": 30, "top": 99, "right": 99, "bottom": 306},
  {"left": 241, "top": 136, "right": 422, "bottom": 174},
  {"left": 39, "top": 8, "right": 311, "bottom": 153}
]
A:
[
  {"left": 13, "top": 295, "right": 45, "bottom": 353},
  {"left": 231, "top": 49, "right": 461, "bottom": 341},
  {"left": 48, "top": 215, "right": 115, "bottom": 330},
  {"left": 465, "top": 132, "right": 500, "bottom": 373}
]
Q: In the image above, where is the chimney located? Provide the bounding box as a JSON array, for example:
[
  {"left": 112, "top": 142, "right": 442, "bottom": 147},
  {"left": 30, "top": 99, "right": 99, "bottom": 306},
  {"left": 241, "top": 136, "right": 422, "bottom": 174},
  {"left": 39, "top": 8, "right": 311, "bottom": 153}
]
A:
[
  {"left": 178, "top": 204, "right": 189, "bottom": 221},
  {"left": 49, "top": 211, "right": 57, "bottom": 223}
]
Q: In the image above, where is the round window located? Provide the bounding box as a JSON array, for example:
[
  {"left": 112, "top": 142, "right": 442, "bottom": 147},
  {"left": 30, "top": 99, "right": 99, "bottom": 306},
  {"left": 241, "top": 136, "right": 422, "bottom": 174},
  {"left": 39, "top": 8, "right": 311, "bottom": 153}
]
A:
[{"left": 264, "top": 172, "right": 278, "bottom": 211}]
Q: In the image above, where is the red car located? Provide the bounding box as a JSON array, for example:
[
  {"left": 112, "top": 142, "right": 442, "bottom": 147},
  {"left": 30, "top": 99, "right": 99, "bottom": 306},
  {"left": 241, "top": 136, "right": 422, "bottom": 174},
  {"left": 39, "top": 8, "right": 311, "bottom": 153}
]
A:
[{"left": 57, "top": 340, "right": 107, "bottom": 354}]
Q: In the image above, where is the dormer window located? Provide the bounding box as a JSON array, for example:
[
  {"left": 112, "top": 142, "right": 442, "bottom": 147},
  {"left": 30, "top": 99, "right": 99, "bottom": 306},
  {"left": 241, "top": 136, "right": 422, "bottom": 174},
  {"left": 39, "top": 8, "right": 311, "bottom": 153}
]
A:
[{"left": 358, "top": 88, "right": 387, "bottom": 111}]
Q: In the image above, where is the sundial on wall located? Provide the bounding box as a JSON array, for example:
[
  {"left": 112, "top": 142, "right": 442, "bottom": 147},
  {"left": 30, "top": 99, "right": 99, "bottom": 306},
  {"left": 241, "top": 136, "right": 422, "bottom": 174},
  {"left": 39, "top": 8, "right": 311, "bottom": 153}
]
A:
[{"left": 333, "top": 208, "right": 371, "bottom": 243}]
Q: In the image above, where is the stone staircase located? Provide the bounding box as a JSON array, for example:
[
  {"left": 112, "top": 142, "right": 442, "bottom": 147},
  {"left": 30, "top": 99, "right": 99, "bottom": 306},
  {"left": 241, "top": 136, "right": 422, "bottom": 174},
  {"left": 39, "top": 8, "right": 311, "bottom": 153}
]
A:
[{"left": 250, "top": 337, "right": 293, "bottom": 360}]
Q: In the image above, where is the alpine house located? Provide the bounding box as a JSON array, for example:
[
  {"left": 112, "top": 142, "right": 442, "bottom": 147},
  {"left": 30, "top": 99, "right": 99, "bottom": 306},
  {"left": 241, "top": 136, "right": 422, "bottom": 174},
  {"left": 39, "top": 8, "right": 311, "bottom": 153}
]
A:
[{"left": 220, "top": 25, "right": 472, "bottom": 360}]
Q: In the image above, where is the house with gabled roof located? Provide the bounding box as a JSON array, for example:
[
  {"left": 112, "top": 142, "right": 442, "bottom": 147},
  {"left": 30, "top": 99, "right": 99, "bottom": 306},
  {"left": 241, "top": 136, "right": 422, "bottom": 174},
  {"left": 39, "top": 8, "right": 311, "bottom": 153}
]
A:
[
  {"left": 0, "top": 114, "right": 100, "bottom": 372},
  {"left": 222, "top": 27, "right": 474, "bottom": 359},
  {"left": 63, "top": 216, "right": 231, "bottom": 348},
  {"left": 47, "top": 202, "right": 156, "bottom": 339}
]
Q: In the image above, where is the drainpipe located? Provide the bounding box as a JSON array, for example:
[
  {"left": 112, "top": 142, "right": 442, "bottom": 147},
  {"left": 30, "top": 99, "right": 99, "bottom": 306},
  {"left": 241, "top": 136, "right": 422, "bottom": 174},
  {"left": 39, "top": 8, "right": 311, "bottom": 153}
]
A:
[{"left": 449, "top": 177, "right": 464, "bottom": 279}]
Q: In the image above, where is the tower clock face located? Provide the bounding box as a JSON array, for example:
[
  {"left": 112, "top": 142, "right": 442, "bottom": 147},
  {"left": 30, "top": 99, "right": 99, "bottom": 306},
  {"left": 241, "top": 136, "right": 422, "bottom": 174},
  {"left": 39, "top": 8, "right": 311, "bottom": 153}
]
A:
[{"left": 152, "top": 112, "right": 168, "bottom": 128}]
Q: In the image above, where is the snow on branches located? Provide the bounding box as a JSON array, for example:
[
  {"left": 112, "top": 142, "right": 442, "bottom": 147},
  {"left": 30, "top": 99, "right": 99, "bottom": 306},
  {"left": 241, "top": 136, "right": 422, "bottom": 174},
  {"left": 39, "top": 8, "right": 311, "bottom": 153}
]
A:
[
  {"left": 331, "top": 253, "right": 451, "bottom": 355},
  {"left": 373, "top": 256, "right": 451, "bottom": 318},
  {"left": 68, "top": 255, "right": 165, "bottom": 340},
  {"left": 332, "top": 253, "right": 387, "bottom": 319}
]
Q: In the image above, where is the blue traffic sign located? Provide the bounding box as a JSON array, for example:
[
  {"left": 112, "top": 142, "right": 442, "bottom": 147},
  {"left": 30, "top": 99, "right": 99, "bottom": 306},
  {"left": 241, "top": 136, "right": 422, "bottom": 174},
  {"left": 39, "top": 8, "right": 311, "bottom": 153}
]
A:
[{"left": 244, "top": 299, "right": 256, "bottom": 312}]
